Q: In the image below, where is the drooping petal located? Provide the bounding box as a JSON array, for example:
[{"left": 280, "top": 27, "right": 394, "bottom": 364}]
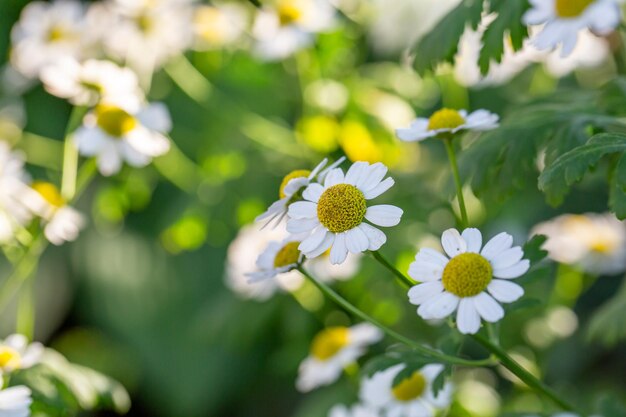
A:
[
  {"left": 473, "top": 293, "right": 504, "bottom": 322},
  {"left": 456, "top": 298, "right": 481, "bottom": 334},
  {"left": 487, "top": 279, "right": 524, "bottom": 303},
  {"left": 441, "top": 228, "right": 467, "bottom": 258},
  {"left": 364, "top": 205, "right": 403, "bottom": 227},
  {"left": 461, "top": 228, "right": 482, "bottom": 253}
]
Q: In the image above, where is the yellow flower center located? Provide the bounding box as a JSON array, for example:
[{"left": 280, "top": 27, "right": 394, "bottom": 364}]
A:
[
  {"left": 194, "top": 7, "right": 226, "bottom": 44},
  {"left": 317, "top": 184, "right": 366, "bottom": 233},
  {"left": 590, "top": 240, "right": 616, "bottom": 254},
  {"left": 274, "top": 241, "right": 301, "bottom": 268},
  {"left": 555, "top": 0, "right": 594, "bottom": 17},
  {"left": 392, "top": 371, "right": 427, "bottom": 402},
  {"left": 427, "top": 108, "right": 466, "bottom": 131},
  {"left": 277, "top": 1, "right": 303, "bottom": 25},
  {"left": 136, "top": 13, "right": 155, "bottom": 33},
  {"left": 95, "top": 105, "right": 137, "bottom": 138},
  {"left": 32, "top": 181, "right": 65, "bottom": 208},
  {"left": 279, "top": 170, "right": 311, "bottom": 199},
  {"left": 310, "top": 327, "right": 349, "bottom": 361},
  {"left": 442, "top": 253, "right": 493, "bottom": 298},
  {"left": 0, "top": 347, "right": 22, "bottom": 370},
  {"left": 47, "top": 25, "right": 69, "bottom": 42}
]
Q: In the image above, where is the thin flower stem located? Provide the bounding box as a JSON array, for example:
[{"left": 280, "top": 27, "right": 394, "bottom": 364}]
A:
[
  {"left": 296, "top": 266, "right": 494, "bottom": 367},
  {"left": 370, "top": 251, "right": 416, "bottom": 287},
  {"left": 61, "top": 106, "right": 88, "bottom": 200},
  {"left": 443, "top": 137, "right": 469, "bottom": 228},
  {"left": 16, "top": 278, "right": 35, "bottom": 340}
]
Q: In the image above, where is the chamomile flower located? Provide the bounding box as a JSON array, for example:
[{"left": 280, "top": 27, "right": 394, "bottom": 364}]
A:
[
  {"left": 10, "top": 0, "right": 86, "bottom": 78},
  {"left": 73, "top": 100, "right": 171, "bottom": 176},
  {"left": 288, "top": 162, "right": 402, "bottom": 265},
  {"left": 395, "top": 109, "right": 499, "bottom": 142},
  {"left": 523, "top": 0, "right": 621, "bottom": 57},
  {"left": 255, "top": 157, "right": 345, "bottom": 228},
  {"left": 0, "top": 142, "right": 35, "bottom": 244},
  {"left": 0, "top": 334, "right": 43, "bottom": 375},
  {"left": 531, "top": 213, "right": 626, "bottom": 275},
  {"left": 328, "top": 403, "right": 378, "bottom": 417},
  {"left": 360, "top": 363, "right": 452, "bottom": 417},
  {"left": 40, "top": 58, "right": 141, "bottom": 107},
  {"left": 0, "top": 386, "right": 32, "bottom": 417},
  {"left": 309, "top": 252, "right": 362, "bottom": 283},
  {"left": 29, "top": 182, "right": 85, "bottom": 246},
  {"left": 408, "top": 228, "right": 529, "bottom": 335},
  {"left": 296, "top": 323, "right": 382, "bottom": 392},
  {"left": 193, "top": 3, "right": 248, "bottom": 50},
  {"left": 247, "top": 237, "right": 303, "bottom": 283}
]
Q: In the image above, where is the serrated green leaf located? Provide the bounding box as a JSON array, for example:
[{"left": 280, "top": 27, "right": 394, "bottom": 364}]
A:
[
  {"left": 431, "top": 365, "right": 452, "bottom": 396},
  {"left": 523, "top": 234, "right": 548, "bottom": 265},
  {"left": 413, "top": 0, "right": 483, "bottom": 75},
  {"left": 609, "top": 152, "right": 626, "bottom": 218}
]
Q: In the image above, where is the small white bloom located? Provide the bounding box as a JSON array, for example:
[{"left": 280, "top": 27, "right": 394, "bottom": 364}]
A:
[
  {"left": 308, "top": 252, "right": 362, "bottom": 283},
  {"left": 0, "top": 385, "right": 32, "bottom": 417},
  {"left": 256, "top": 157, "right": 345, "bottom": 228},
  {"left": 297, "top": 323, "right": 382, "bottom": 392},
  {"left": 288, "top": 161, "right": 403, "bottom": 265},
  {"left": 408, "top": 228, "right": 529, "bottom": 335},
  {"left": 10, "top": 0, "right": 86, "bottom": 78},
  {"left": 40, "top": 58, "right": 142, "bottom": 107},
  {"left": 532, "top": 213, "right": 626, "bottom": 275},
  {"left": 29, "top": 182, "right": 85, "bottom": 246},
  {"left": 73, "top": 101, "right": 172, "bottom": 176},
  {"left": 360, "top": 363, "right": 452, "bottom": 417},
  {"left": 523, "top": 0, "right": 621, "bottom": 57},
  {"left": 193, "top": 3, "right": 248, "bottom": 50},
  {"left": 395, "top": 108, "right": 499, "bottom": 142},
  {"left": 328, "top": 403, "right": 378, "bottom": 417},
  {"left": 247, "top": 236, "right": 303, "bottom": 283},
  {"left": 0, "top": 334, "right": 44, "bottom": 375}
]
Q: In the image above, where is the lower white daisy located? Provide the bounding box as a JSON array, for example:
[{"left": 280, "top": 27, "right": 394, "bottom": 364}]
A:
[
  {"left": 30, "top": 182, "right": 85, "bottom": 245},
  {"left": 308, "top": 252, "right": 362, "bottom": 283},
  {"left": 0, "top": 334, "right": 44, "bottom": 375},
  {"left": 296, "top": 323, "right": 382, "bottom": 392},
  {"left": 288, "top": 161, "right": 403, "bottom": 265},
  {"left": 360, "top": 363, "right": 452, "bottom": 417},
  {"left": 395, "top": 108, "right": 499, "bottom": 142},
  {"left": 0, "top": 386, "right": 32, "bottom": 417},
  {"left": 328, "top": 403, "right": 379, "bottom": 417},
  {"left": 73, "top": 100, "right": 171, "bottom": 176},
  {"left": 247, "top": 237, "right": 303, "bottom": 283},
  {"left": 408, "top": 228, "right": 529, "bottom": 335}
]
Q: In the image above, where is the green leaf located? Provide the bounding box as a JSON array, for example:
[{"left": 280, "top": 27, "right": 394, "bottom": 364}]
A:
[
  {"left": 361, "top": 350, "right": 432, "bottom": 379},
  {"left": 587, "top": 281, "right": 626, "bottom": 347},
  {"left": 609, "top": 152, "right": 626, "bottom": 218},
  {"left": 523, "top": 234, "right": 548, "bottom": 265},
  {"left": 413, "top": 0, "right": 483, "bottom": 75},
  {"left": 597, "top": 394, "right": 626, "bottom": 417},
  {"left": 431, "top": 365, "right": 452, "bottom": 396}
]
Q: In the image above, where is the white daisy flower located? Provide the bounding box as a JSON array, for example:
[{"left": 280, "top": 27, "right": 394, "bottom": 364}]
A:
[
  {"left": 255, "top": 157, "right": 345, "bottom": 228},
  {"left": 40, "top": 58, "right": 142, "bottom": 107},
  {"left": 288, "top": 161, "right": 403, "bottom": 265},
  {"left": 193, "top": 3, "right": 248, "bottom": 50},
  {"left": 29, "top": 182, "right": 85, "bottom": 246},
  {"left": 246, "top": 236, "right": 304, "bottom": 283},
  {"left": 523, "top": 0, "right": 621, "bottom": 57},
  {"left": 296, "top": 323, "right": 382, "bottom": 392},
  {"left": 252, "top": 0, "right": 335, "bottom": 61},
  {"left": 328, "top": 403, "right": 378, "bottom": 417},
  {"left": 408, "top": 228, "right": 529, "bottom": 335},
  {"left": 0, "top": 386, "right": 32, "bottom": 417},
  {"left": 531, "top": 213, "right": 626, "bottom": 275},
  {"left": 73, "top": 100, "right": 172, "bottom": 176},
  {"left": 395, "top": 108, "right": 499, "bottom": 142},
  {"left": 360, "top": 363, "right": 452, "bottom": 417},
  {"left": 10, "top": 0, "right": 86, "bottom": 79},
  {"left": 308, "top": 252, "right": 362, "bottom": 283},
  {"left": 0, "top": 334, "right": 44, "bottom": 375}
]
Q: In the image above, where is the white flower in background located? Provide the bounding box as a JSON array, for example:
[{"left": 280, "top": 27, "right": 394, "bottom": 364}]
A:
[
  {"left": 252, "top": 0, "right": 335, "bottom": 60},
  {"left": 247, "top": 237, "right": 303, "bottom": 283},
  {"left": 225, "top": 225, "right": 304, "bottom": 301},
  {"left": 29, "top": 182, "right": 85, "bottom": 246},
  {"left": 408, "top": 228, "right": 529, "bottom": 334},
  {"left": 541, "top": 28, "right": 610, "bottom": 76},
  {"left": 193, "top": 3, "right": 248, "bottom": 50},
  {"left": 73, "top": 101, "right": 171, "bottom": 176},
  {"left": 10, "top": 0, "right": 86, "bottom": 78},
  {"left": 523, "top": 0, "right": 621, "bottom": 57},
  {"left": 288, "top": 162, "right": 403, "bottom": 265},
  {"left": 297, "top": 323, "right": 382, "bottom": 392},
  {"left": 40, "top": 58, "right": 141, "bottom": 107},
  {"left": 0, "top": 386, "right": 32, "bottom": 417},
  {"left": 0, "top": 142, "right": 35, "bottom": 244},
  {"left": 396, "top": 108, "right": 499, "bottom": 142},
  {"left": 0, "top": 334, "right": 43, "bottom": 375},
  {"left": 308, "top": 252, "right": 362, "bottom": 283},
  {"left": 532, "top": 213, "right": 626, "bottom": 275},
  {"left": 360, "top": 363, "right": 452, "bottom": 417},
  {"left": 328, "top": 403, "right": 379, "bottom": 417},
  {"left": 256, "top": 157, "right": 345, "bottom": 228}
]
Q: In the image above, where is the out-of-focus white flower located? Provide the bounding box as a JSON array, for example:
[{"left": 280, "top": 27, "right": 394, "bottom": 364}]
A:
[
  {"left": 73, "top": 101, "right": 171, "bottom": 176},
  {"left": 360, "top": 363, "right": 452, "bottom": 417},
  {"left": 247, "top": 237, "right": 303, "bottom": 283},
  {"left": 532, "top": 213, "right": 626, "bottom": 275},
  {"left": 308, "top": 252, "right": 362, "bottom": 283},
  {"left": 225, "top": 225, "right": 304, "bottom": 301},
  {"left": 328, "top": 403, "right": 379, "bottom": 417},
  {"left": 396, "top": 108, "right": 499, "bottom": 142},
  {"left": 40, "top": 58, "right": 142, "bottom": 107},
  {"left": 0, "top": 385, "right": 32, "bottom": 417},
  {"left": 0, "top": 334, "right": 43, "bottom": 375},
  {"left": 523, "top": 0, "right": 621, "bottom": 57},
  {"left": 193, "top": 3, "right": 248, "bottom": 50},
  {"left": 29, "top": 182, "right": 85, "bottom": 246},
  {"left": 297, "top": 323, "right": 382, "bottom": 392},
  {"left": 252, "top": 0, "right": 335, "bottom": 60},
  {"left": 10, "top": 0, "right": 86, "bottom": 78}
]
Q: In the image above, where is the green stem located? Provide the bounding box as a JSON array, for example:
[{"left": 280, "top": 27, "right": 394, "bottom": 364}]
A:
[
  {"left": 16, "top": 278, "right": 35, "bottom": 340},
  {"left": 61, "top": 106, "right": 88, "bottom": 200},
  {"left": 443, "top": 137, "right": 469, "bottom": 228},
  {"left": 297, "top": 266, "right": 493, "bottom": 367},
  {"left": 370, "top": 251, "right": 416, "bottom": 287}
]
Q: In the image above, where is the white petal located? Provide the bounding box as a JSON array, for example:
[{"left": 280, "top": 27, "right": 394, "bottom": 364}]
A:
[
  {"left": 473, "top": 293, "right": 504, "bottom": 322},
  {"left": 345, "top": 227, "right": 369, "bottom": 254},
  {"left": 288, "top": 201, "right": 317, "bottom": 219},
  {"left": 408, "top": 258, "right": 444, "bottom": 282},
  {"left": 303, "top": 183, "right": 324, "bottom": 202},
  {"left": 418, "top": 292, "right": 459, "bottom": 319},
  {"left": 493, "top": 260, "right": 530, "bottom": 279},
  {"left": 490, "top": 246, "right": 524, "bottom": 270},
  {"left": 324, "top": 168, "right": 344, "bottom": 187},
  {"left": 456, "top": 298, "right": 481, "bottom": 334},
  {"left": 299, "top": 227, "right": 329, "bottom": 253},
  {"left": 359, "top": 163, "right": 388, "bottom": 192},
  {"left": 137, "top": 102, "right": 172, "bottom": 133},
  {"left": 408, "top": 281, "right": 444, "bottom": 305},
  {"left": 358, "top": 223, "right": 386, "bottom": 250},
  {"left": 362, "top": 177, "right": 394, "bottom": 200},
  {"left": 125, "top": 128, "right": 170, "bottom": 157},
  {"left": 330, "top": 233, "right": 348, "bottom": 264},
  {"left": 345, "top": 161, "right": 369, "bottom": 186},
  {"left": 97, "top": 143, "right": 122, "bottom": 176},
  {"left": 286, "top": 218, "right": 319, "bottom": 234},
  {"left": 364, "top": 205, "right": 403, "bottom": 227},
  {"left": 480, "top": 232, "right": 513, "bottom": 261},
  {"left": 415, "top": 248, "right": 449, "bottom": 267},
  {"left": 306, "top": 233, "right": 335, "bottom": 258},
  {"left": 487, "top": 280, "right": 524, "bottom": 303},
  {"left": 441, "top": 229, "right": 467, "bottom": 258},
  {"left": 461, "top": 228, "right": 482, "bottom": 253}
]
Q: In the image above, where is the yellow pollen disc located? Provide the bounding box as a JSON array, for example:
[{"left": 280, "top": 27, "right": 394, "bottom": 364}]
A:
[
  {"left": 279, "top": 170, "right": 311, "bottom": 199},
  {"left": 0, "top": 347, "right": 22, "bottom": 369},
  {"left": 555, "top": 0, "right": 594, "bottom": 17},
  {"left": 95, "top": 105, "right": 137, "bottom": 138},
  {"left": 310, "top": 327, "right": 349, "bottom": 361},
  {"left": 590, "top": 240, "right": 616, "bottom": 254},
  {"left": 274, "top": 241, "right": 301, "bottom": 268},
  {"left": 47, "top": 25, "right": 68, "bottom": 42},
  {"left": 32, "top": 181, "right": 65, "bottom": 208},
  {"left": 442, "top": 253, "right": 493, "bottom": 298},
  {"left": 427, "top": 108, "right": 466, "bottom": 131},
  {"left": 277, "top": 1, "right": 303, "bottom": 25},
  {"left": 317, "top": 184, "right": 366, "bottom": 233},
  {"left": 392, "top": 371, "right": 426, "bottom": 402},
  {"left": 136, "top": 14, "right": 154, "bottom": 32}
]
